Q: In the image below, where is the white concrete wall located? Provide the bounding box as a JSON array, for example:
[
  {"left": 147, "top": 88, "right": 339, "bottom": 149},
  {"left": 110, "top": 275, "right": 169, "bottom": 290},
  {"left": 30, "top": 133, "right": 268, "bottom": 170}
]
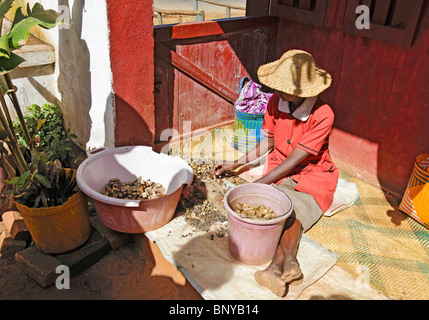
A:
[{"left": 8, "top": 0, "right": 115, "bottom": 150}]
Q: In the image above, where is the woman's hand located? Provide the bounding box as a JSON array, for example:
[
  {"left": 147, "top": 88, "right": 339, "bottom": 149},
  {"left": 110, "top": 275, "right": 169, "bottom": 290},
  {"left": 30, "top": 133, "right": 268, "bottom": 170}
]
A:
[
  {"left": 212, "top": 161, "right": 238, "bottom": 177},
  {"left": 255, "top": 147, "right": 310, "bottom": 185}
]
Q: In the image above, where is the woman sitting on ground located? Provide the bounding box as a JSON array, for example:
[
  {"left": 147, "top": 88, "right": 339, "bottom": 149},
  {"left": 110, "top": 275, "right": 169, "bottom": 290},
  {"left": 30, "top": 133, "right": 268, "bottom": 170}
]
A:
[{"left": 213, "top": 49, "right": 338, "bottom": 297}]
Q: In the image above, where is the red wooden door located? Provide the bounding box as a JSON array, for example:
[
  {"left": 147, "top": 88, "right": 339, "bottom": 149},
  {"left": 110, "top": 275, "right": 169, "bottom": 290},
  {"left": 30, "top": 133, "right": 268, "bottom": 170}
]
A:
[{"left": 153, "top": 17, "right": 274, "bottom": 145}]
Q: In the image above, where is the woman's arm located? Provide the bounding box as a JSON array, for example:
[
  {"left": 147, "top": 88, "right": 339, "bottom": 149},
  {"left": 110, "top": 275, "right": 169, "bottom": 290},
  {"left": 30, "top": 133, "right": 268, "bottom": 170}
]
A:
[
  {"left": 255, "top": 147, "right": 310, "bottom": 185},
  {"left": 213, "top": 136, "right": 274, "bottom": 176}
]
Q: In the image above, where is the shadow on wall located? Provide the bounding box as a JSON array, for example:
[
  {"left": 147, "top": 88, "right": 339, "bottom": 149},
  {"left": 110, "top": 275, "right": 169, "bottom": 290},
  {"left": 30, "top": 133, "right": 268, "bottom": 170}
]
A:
[
  {"left": 57, "top": 0, "right": 91, "bottom": 149},
  {"left": 113, "top": 95, "right": 154, "bottom": 147}
]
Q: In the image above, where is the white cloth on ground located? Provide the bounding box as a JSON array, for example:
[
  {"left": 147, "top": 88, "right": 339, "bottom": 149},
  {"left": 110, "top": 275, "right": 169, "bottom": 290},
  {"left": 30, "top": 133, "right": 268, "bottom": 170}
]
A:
[{"left": 145, "top": 215, "right": 338, "bottom": 300}]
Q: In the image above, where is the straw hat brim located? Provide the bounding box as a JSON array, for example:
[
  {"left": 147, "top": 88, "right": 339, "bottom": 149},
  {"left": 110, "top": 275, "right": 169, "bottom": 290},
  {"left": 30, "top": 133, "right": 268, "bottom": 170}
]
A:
[{"left": 257, "top": 57, "right": 332, "bottom": 98}]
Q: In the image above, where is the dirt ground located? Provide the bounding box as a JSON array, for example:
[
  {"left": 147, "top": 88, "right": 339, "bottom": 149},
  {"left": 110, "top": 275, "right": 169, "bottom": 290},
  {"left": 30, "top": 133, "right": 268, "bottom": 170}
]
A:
[{"left": 0, "top": 235, "right": 202, "bottom": 300}]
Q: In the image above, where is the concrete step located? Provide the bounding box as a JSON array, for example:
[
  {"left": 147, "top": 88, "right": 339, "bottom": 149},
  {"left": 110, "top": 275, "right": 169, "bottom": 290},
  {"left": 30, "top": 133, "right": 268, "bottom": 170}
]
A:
[
  {"left": 13, "top": 34, "right": 55, "bottom": 68},
  {"left": 2, "top": 19, "right": 55, "bottom": 68}
]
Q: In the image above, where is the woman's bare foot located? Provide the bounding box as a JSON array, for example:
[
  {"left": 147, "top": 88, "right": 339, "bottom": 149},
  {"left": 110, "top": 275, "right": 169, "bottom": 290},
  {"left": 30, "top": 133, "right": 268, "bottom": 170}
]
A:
[
  {"left": 281, "top": 256, "right": 303, "bottom": 286},
  {"left": 254, "top": 265, "right": 288, "bottom": 297}
]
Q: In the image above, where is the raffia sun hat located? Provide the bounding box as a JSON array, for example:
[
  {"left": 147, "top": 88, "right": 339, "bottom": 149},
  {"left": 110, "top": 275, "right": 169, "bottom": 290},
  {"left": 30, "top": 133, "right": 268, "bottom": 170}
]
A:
[{"left": 257, "top": 49, "right": 332, "bottom": 98}]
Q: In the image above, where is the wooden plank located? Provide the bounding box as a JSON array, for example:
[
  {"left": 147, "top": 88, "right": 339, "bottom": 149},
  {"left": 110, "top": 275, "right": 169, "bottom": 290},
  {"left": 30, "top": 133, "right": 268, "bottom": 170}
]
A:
[
  {"left": 246, "top": 0, "right": 270, "bottom": 16},
  {"left": 279, "top": 0, "right": 294, "bottom": 6},
  {"left": 298, "top": 0, "right": 312, "bottom": 10},
  {"left": 323, "top": 0, "right": 337, "bottom": 29},
  {"left": 372, "top": 0, "right": 391, "bottom": 25},
  {"left": 267, "top": 16, "right": 279, "bottom": 62},
  {"left": 331, "top": 0, "right": 348, "bottom": 30},
  {"left": 401, "top": 0, "right": 425, "bottom": 46},
  {"left": 276, "top": 0, "right": 328, "bottom": 26},
  {"left": 342, "top": 0, "right": 360, "bottom": 34},
  {"left": 361, "top": 0, "right": 372, "bottom": 11},
  {"left": 314, "top": 0, "right": 329, "bottom": 25},
  {"left": 277, "top": 4, "right": 315, "bottom": 22},
  {"left": 154, "top": 16, "right": 274, "bottom": 41},
  {"left": 155, "top": 43, "right": 238, "bottom": 104},
  {"left": 269, "top": 0, "right": 279, "bottom": 15},
  {"left": 349, "top": 23, "right": 405, "bottom": 46},
  {"left": 390, "top": 0, "right": 410, "bottom": 29}
]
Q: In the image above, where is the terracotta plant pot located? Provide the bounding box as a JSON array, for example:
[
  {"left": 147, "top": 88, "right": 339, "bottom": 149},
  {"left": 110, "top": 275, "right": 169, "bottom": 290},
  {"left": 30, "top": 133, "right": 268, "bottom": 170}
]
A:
[{"left": 15, "top": 190, "right": 91, "bottom": 254}]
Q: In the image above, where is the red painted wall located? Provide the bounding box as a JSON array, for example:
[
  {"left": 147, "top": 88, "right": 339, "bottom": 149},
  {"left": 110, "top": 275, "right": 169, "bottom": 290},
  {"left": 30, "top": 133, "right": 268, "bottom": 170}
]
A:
[
  {"left": 272, "top": 6, "right": 429, "bottom": 196},
  {"left": 106, "top": 0, "right": 155, "bottom": 147}
]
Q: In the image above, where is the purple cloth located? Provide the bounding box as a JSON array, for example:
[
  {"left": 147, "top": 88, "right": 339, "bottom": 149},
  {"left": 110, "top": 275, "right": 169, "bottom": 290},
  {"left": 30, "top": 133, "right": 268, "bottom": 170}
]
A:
[{"left": 234, "top": 80, "right": 273, "bottom": 114}]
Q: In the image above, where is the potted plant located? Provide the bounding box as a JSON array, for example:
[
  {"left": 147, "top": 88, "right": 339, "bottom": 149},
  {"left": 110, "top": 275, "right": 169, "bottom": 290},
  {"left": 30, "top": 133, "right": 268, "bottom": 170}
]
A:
[
  {"left": 9, "top": 151, "right": 91, "bottom": 254},
  {"left": 0, "top": 1, "right": 91, "bottom": 254}
]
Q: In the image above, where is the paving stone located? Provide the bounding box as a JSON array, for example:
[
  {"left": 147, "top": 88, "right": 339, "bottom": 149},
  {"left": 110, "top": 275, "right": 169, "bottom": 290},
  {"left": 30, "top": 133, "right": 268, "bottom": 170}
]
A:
[
  {"left": 54, "top": 227, "right": 112, "bottom": 277},
  {"left": 90, "top": 215, "right": 130, "bottom": 249},
  {"left": 0, "top": 221, "right": 7, "bottom": 233},
  {"left": 1, "top": 210, "right": 31, "bottom": 241},
  {"left": 15, "top": 246, "right": 63, "bottom": 288},
  {"left": 0, "top": 223, "right": 27, "bottom": 259}
]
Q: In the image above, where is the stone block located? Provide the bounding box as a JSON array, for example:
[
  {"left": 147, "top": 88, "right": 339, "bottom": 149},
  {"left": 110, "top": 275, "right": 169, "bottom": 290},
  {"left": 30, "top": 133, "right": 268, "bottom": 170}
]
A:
[
  {"left": 0, "top": 220, "right": 7, "bottom": 233},
  {"left": 0, "top": 222, "right": 27, "bottom": 259},
  {"left": 55, "top": 227, "right": 112, "bottom": 277},
  {"left": 15, "top": 246, "right": 63, "bottom": 288},
  {"left": 90, "top": 215, "right": 130, "bottom": 249},
  {"left": 1, "top": 211, "right": 31, "bottom": 241}
]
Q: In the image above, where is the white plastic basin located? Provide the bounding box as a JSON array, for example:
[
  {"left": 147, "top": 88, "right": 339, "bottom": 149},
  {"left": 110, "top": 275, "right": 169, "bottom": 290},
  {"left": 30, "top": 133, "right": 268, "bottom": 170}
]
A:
[{"left": 76, "top": 146, "right": 193, "bottom": 233}]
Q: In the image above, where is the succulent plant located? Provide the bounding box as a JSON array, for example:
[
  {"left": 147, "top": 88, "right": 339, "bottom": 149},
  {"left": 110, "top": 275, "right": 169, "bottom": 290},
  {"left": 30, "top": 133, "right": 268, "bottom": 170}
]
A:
[{"left": 5, "top": 149, "right": 78, "bottom": 208}]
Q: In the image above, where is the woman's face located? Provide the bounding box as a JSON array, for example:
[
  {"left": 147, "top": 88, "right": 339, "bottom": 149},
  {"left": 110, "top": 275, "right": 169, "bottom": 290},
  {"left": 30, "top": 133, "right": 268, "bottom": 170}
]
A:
[{"left": 276, "top": 91, "right": 299, "bottom": 102}]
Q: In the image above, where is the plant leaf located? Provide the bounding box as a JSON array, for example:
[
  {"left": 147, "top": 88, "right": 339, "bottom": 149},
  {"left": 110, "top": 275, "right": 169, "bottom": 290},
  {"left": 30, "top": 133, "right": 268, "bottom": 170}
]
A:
[
  {"left": 0, "top": 34, "right": 11, "bottom": 58},
  {"left": 9, "top": 4, "right": 61, "bottom": 49},
  {"left": 34, "top": 173, "right": 51, "bottom": 188},
  {"left": 17, "top": 171, "right": 31, "bottom": 189},
  {"left": 0, "top": 52, "right": 25, "bottom": 75},
  {"left": 40, "top": 188, "right": 48, "bottom": 207},
  {"left": 36, "top": 118, "right": 46, "bottom": 132},
  {"left": 34, "top": 194, "right": 41, "bottom": 208},
  {"left": 6, "top": 176, "right": 19, "bottom": 185},
  {"left": 0, "top": 0, "right": 13, "bottom": 18},
  {"left": 30, "top": 148, "right": 39, "bottom": 170}
]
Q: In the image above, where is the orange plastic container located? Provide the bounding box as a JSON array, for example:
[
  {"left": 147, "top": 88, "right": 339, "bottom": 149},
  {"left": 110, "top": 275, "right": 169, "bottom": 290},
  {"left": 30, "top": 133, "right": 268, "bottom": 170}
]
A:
[
  {"left": 224, "top": 183, "right": 293, "bottom": 265},
  {"left": 399, "top": 154, "right": 429, "bottom": 229},
  {"left": 16, "top": 191, "right": 91, "bottom": 254}
]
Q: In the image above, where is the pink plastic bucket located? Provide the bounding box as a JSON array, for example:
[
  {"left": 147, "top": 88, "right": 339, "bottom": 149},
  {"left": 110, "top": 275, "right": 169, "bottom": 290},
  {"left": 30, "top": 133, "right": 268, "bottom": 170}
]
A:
[
  {"left": 224, "top": 183, "right": 293, "bottom": 265},
  {"left": 76, "top": 146, "right": 193, "bottom": 233}
]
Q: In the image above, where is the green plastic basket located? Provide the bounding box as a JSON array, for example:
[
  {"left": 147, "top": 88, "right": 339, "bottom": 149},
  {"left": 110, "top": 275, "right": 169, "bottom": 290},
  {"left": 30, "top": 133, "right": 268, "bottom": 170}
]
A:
[{"left": 233, "top": 109, "right": 265, "bottom": 153}]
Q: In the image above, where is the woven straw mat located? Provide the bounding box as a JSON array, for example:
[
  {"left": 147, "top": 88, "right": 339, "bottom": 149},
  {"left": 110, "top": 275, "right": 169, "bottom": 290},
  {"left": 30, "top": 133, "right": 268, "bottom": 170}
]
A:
[{"left": 307, "top": 171, "right": 429, "bottom": 300}]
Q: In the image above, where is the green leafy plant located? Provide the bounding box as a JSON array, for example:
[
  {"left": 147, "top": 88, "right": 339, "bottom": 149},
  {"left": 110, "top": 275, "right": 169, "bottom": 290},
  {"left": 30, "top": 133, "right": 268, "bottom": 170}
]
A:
[
  {"left": 0, "top": 1, "right": 68, "bottom": 208},
  {"left": 14, "top": 104, "right": 78, "bottom": 167},
  {"left": 6, "top": 149, "right": 77, "bottom": 208}
]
